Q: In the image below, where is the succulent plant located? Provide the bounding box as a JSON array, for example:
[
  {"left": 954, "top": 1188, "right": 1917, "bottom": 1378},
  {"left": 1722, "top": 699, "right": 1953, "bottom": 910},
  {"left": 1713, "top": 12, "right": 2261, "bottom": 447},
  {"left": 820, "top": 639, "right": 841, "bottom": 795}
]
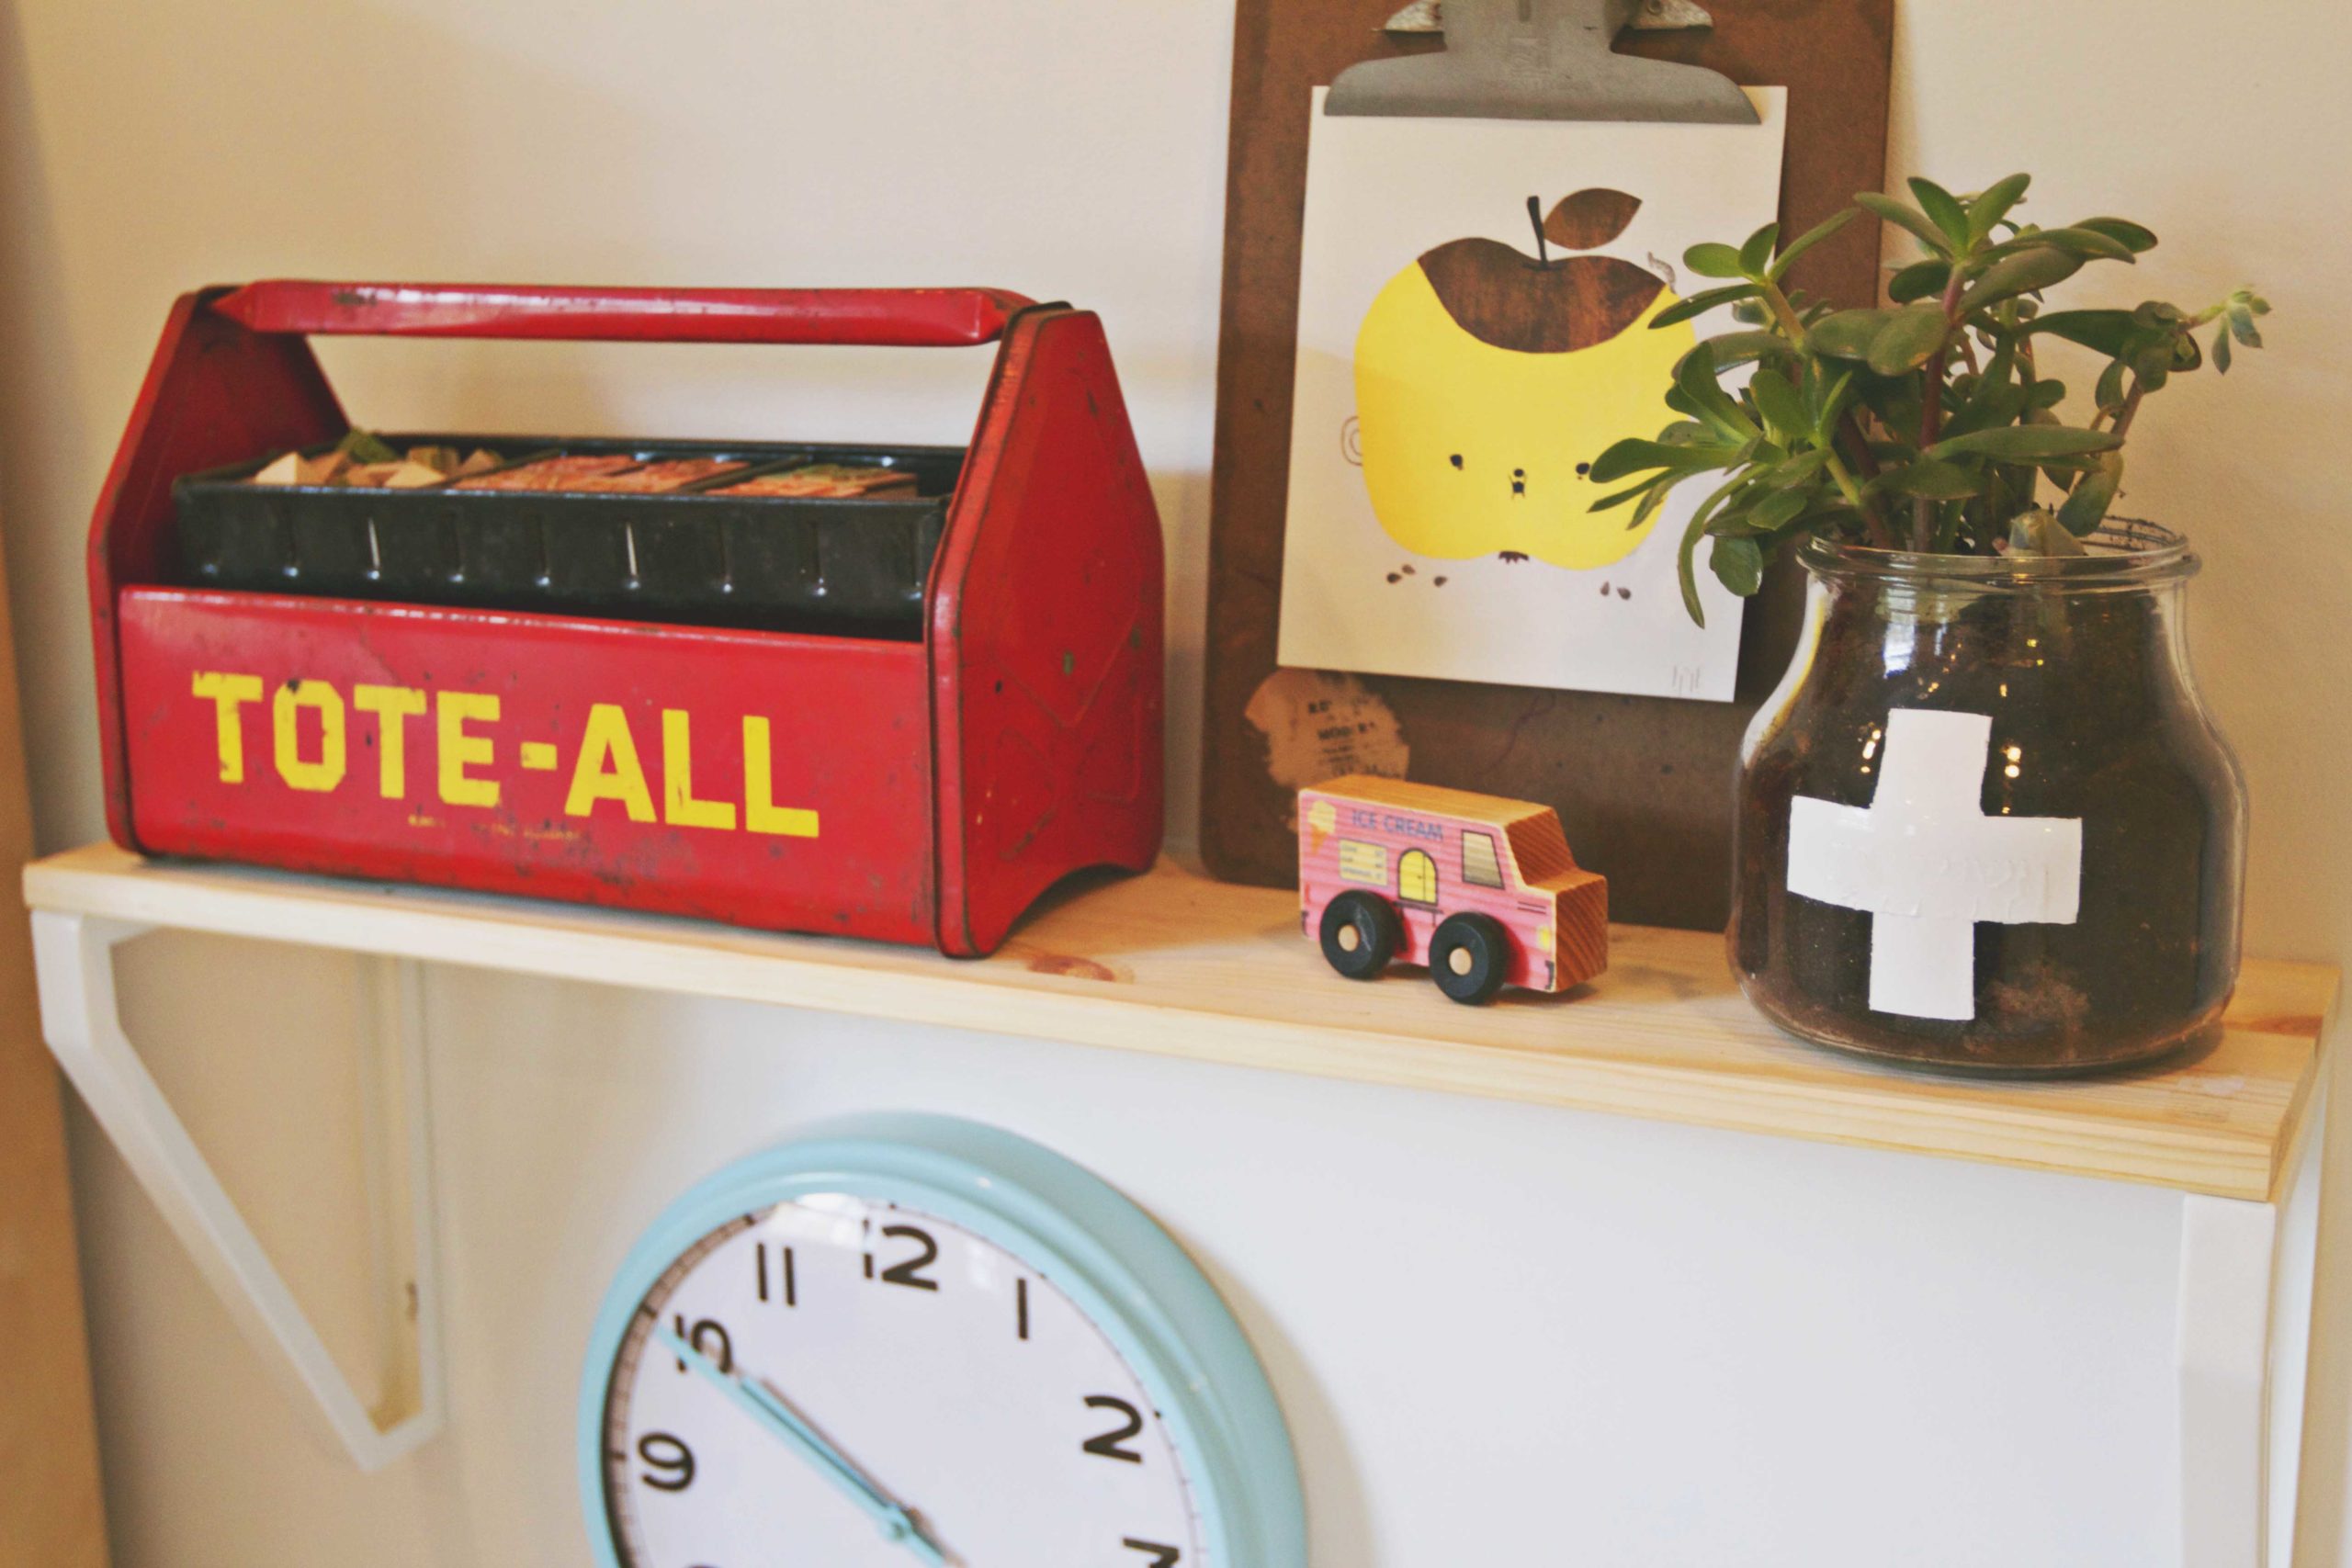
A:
[{"left": 1589, "top": 174, "right": 2270, "bottom": 623}]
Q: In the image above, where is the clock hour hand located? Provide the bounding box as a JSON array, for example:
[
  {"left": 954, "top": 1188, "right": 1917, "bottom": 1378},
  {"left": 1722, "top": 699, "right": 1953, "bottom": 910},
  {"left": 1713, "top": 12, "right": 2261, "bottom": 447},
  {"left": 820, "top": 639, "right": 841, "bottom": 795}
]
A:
[{"left": 656, "top": 1325, "right": 949, "bottom": 1566}]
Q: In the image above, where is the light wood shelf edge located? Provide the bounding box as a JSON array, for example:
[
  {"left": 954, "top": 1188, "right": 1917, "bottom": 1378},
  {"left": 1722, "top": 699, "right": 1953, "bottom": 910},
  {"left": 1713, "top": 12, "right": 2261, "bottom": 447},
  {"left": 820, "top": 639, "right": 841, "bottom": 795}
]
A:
[{"left": 25, "top": 843, "right": 2337, "bottom": 1203}]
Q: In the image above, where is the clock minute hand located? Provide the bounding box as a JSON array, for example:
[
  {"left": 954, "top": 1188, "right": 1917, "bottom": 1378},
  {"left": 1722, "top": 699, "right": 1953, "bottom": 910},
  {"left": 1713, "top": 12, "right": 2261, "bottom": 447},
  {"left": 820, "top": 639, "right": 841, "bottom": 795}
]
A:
[{"left": 655, "top": 1325, "right": 949, "bottom": 1566}]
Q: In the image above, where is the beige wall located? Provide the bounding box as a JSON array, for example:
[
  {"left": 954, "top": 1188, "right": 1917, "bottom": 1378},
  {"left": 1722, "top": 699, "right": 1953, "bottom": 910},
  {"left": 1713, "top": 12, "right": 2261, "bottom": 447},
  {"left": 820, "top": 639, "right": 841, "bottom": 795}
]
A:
[
  {"left": 2, "top": 0, "right": 2347, "bottom": 1562},
  {"left": 1883, "top": 7, "right": 2352, "bottom": 1558}
]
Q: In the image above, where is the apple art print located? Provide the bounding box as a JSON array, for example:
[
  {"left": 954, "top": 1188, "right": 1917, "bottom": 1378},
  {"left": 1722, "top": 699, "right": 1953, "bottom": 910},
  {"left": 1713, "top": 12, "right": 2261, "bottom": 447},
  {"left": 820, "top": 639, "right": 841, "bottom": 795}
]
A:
[{"left": 1279, "top": 87, "right": 1788, "bottom": 698}]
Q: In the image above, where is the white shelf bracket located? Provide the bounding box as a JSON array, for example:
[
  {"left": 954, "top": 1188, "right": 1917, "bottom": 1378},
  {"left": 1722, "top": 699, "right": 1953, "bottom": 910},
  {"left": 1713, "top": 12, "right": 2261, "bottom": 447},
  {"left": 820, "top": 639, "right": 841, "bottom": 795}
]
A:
[
  {"left": 30, "top": 908, "right": 444, "bottom": 1471},
  {"left": 2176, "top": 1186, "right": 2284, "bottom": 1568}
]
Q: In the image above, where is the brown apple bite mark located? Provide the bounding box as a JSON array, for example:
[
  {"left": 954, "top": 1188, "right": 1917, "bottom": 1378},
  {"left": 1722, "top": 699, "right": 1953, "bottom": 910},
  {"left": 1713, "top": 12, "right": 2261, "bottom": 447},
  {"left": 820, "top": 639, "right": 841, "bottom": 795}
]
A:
[{"left": 1417, "top": 239, "right": 1665, "bottom": 354}]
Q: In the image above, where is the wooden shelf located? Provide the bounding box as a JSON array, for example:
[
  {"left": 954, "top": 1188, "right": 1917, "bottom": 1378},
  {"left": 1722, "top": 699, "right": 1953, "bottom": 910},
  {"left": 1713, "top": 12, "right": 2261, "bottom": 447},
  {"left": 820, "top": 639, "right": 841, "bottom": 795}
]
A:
[{"left": 25, "top": 843, "right": 2335, "bottom": 1201}]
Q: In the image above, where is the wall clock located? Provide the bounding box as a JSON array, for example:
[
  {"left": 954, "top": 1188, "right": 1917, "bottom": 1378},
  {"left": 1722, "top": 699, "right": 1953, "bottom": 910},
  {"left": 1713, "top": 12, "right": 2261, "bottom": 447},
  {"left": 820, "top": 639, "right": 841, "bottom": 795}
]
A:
[{"left": 578, "top": 1115, "right": 1306, "bottom": 1567}]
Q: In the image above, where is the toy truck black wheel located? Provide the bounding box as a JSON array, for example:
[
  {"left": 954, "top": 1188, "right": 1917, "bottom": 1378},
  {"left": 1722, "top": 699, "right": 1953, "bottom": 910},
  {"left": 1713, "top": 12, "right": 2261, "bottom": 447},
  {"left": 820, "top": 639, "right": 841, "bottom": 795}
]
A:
[
  {"left": 1430, "top": 912, "right": 1510, "bottom": 1005},
  {"left": 1320, "top": 892, "right": 1399, "bottom": 980}
]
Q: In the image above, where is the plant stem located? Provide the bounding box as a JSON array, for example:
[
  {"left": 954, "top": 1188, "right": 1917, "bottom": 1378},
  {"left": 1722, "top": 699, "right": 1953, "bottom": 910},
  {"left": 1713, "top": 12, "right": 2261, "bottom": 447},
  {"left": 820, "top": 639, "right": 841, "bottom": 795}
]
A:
[
  {"left": 1757, "top": 279, "right": 1810, "bottom": 345},
  {"left": 1829, "top": 417, "right": 1896, "bottom": 548},
  {"left": 2109, "top": 378, "right": 2147, "bottom": 440},
  {"left": 1911, "top": 269, "right": 1968, "bottom": 553}
]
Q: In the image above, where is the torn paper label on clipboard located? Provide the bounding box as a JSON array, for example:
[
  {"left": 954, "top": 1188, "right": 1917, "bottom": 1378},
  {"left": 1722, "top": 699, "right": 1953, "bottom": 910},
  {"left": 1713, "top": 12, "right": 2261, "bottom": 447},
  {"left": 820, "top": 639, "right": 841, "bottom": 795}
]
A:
[{"left": 1278, "top": 85, "right": 1787, "bottom": 700}]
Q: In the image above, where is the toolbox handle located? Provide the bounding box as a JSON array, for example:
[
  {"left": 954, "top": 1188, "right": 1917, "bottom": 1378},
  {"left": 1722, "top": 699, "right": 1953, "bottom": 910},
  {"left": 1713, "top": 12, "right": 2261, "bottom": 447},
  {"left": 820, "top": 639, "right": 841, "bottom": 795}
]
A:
[{"left": 209, "top": 282, "right": 1037, "bottom": 348}]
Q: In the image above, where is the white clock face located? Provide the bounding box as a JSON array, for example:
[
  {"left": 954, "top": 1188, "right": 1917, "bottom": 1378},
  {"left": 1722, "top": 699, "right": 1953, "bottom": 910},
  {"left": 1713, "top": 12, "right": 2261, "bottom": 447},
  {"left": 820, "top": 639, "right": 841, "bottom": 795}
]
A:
[{"left": 599, "top": 1193, "right": 1205, "bottom": 1568}]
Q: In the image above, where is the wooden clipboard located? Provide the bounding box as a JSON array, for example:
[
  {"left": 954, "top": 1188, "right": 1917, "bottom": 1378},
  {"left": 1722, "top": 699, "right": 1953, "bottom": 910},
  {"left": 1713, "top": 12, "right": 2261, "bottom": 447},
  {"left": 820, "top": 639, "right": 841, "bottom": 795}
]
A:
[{"left": 1200, "top": 0, "right": 1894, "bottom": 931}]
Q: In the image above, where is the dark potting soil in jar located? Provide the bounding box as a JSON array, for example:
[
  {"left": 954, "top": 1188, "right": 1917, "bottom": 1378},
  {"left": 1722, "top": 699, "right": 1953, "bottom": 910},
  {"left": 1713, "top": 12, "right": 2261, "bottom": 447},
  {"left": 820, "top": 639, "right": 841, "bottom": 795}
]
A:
[{"left": 1730, "top": 527, "right": 2245, "bottom": 1075}]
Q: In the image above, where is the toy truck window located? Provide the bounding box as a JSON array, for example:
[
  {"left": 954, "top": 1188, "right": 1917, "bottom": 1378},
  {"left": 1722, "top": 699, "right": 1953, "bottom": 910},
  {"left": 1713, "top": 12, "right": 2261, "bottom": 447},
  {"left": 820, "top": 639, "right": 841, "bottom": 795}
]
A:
[
  {"left": 1462, "top": 831, "right": 1506, "bottom": 889},
  {"left": 1399, "top": 848, "right": 1437, "bottom": 905},
  {"left": 1337, "top": 840, "right": 1388, "bottom": 886}
]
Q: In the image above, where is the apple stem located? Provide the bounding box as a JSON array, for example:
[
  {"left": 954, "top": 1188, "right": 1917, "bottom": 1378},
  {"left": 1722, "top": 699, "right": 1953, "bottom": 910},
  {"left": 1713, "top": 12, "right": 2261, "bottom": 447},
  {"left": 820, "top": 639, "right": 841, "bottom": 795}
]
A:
[{"left": 1527, "top": 196, "right": 1549, "bottom": 267}]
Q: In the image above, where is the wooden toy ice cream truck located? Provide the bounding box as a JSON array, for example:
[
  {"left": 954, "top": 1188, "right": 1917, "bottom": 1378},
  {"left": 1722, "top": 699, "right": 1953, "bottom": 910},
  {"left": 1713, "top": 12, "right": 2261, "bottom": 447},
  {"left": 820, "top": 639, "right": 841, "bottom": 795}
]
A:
[{"left": 1299, "top": 776, "right": 1608, "bottom": 1005}]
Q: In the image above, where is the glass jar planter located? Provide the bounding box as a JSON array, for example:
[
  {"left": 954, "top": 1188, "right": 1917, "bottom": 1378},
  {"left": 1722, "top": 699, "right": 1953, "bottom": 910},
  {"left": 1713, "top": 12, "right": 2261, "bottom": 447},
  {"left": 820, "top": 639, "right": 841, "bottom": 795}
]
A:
[{"left": 1730, "top": 523, "right": 2245, "bottom": 1075}]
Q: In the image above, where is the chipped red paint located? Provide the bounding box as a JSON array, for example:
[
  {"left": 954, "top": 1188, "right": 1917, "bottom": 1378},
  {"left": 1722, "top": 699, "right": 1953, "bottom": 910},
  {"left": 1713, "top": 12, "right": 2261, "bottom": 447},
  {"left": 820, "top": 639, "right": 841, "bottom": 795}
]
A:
[{"left": 89, "top": 284, "right": 1162, "bottom": 954}]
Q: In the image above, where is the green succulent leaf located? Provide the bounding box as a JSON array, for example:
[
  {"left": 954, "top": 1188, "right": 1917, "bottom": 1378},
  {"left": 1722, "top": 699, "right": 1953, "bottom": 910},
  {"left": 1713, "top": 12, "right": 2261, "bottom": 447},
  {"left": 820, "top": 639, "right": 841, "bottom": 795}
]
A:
[
  {"left": 1738, "top": 222, "right": 1780, "bottom": 277},
  {"left": 1964, "top": 173, "right": 2031, "bottom": 243},
  {"left": 1767, "top": 208, "right": 1860, "bottom": 282},
  {"left": 1747, "top": 489, "right": 1810, "bottom": 532},
  {"left": 2227, "top": 303, "right": 2264, "bottom": 348},
  {"left": 1868, "top": 301, "right": 1951, "bottom": 377},
  {"left": 1871, "top": 457, "right": 1981, "bottom": 500},
  {"left": 2029, "top": 309, "right": 2135, "bottom": 355},
  {"left": 1809, "top": 307, "right": 1893, "bottom": 360},
  {"left": 2211, "top": 324, "right": 2233, "bottom": 373},
  {"left": 1760, "top": 447, "right": 1835, "bottom": 488},
  {"left": 1589, "top": 436, "right": 1738, "bottom": 485},
  {"left": 1887, "top": 258, "right": 1952, "bottom": 305},
  {"left": 1649, "top": 283, "right": 1762, "bottom": 329},
  {"left": 1684, "top": 242, "right": 1749, "bottom": 280},
  {"left": 1710, "top": 535, "right": 1765, "bottom": 596},
  {"left": 2010, "top": 508, "right": 2089, "bottom": 556},
  {"left": 2027, "top": 225, "right": 2138, "bottom": 263},
  {"left": 2075, "top": 216, "right": 2159, "bottom": 254},
  {"left": 1960, "top": 246, "right": 2083, "bottom": 313},
  {"left": 1907, "top": 177, "right": 1972, "bottom": 249},
  {"left": 2057, "top": 451, "right": 2123, "bottom": 535},
  {"left": 1695, "top": 330, "right": 1795, "bottom": 369},
  {"left": 1857, "top": 191, "right": 1954, "bottom": 257},
  {"left": 1747, "top": 369, "right": 1811, "bottom": 441},
  {"left": 1926, "top": 424, "right": 2121, "bottom": 462},
  {"left": 1673, "top": 345, "right": 1762, "bottom": 441},
  {"left": 1589, "top": 480, "right": 1660, "bottom": 513}
]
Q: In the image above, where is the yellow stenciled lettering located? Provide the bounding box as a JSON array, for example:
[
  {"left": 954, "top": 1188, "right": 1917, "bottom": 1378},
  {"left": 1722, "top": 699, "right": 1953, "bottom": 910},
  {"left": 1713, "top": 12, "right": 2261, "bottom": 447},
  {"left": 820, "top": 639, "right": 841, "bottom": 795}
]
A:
[
  {"left": 662, "top": 710, "right": 737, "bottom": 830},
  {"left": 353, "top": 684, "right": 426, "bottom": 798},
  {"left": 191, "top": 671, "right": 264, "bottom": 784},
  {"left": 565, "top": 704, "right": 655, "bottom": 822},
  {"left": 272, "top": 679, "right": 346, "bottom": 792},
  {"left": 742, "top": 716, "right": 820, "bottom": 838},
  {"left": 436, "top": 691, "right": 500, "bottom": 807}
]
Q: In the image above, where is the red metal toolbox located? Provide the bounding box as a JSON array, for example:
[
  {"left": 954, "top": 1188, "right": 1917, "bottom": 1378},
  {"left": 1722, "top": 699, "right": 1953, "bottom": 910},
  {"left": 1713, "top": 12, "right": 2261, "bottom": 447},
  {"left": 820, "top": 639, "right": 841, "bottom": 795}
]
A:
[{"left": 89, "top": 282, "right": 1164, "bottom": 955}]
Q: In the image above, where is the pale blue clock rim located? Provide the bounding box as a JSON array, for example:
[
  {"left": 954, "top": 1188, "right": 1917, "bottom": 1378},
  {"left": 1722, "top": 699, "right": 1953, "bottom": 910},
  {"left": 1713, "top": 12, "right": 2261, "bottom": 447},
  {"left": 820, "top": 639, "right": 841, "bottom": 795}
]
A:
[{"left": 576, "top": 1112, "right": 1307, "bottom": 1568}]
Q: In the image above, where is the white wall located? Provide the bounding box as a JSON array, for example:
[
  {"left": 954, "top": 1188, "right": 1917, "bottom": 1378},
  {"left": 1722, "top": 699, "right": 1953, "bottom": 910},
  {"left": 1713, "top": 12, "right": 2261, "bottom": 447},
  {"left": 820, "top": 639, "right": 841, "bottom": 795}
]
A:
[
  {"left": 3, "top": 1, "right": 2348, "bottom": 1563},
  {"left": 1884, "top": 7, "right": 2352, "bottom": 1558}
]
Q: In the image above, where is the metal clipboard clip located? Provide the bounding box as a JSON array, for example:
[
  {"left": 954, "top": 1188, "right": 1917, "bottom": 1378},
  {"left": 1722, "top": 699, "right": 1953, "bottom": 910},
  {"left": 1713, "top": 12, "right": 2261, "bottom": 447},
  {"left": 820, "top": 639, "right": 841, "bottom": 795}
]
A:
[{"left": 1329, "top": 0, "right": 1758, "bottom": 124}]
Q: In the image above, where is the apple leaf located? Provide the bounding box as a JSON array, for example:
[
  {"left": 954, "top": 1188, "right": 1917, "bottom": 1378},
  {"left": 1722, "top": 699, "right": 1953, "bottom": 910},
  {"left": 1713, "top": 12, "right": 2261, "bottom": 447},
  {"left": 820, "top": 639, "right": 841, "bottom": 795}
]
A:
[{"left": 1544, "top": 188, "right": 1641, "bottom": 251}]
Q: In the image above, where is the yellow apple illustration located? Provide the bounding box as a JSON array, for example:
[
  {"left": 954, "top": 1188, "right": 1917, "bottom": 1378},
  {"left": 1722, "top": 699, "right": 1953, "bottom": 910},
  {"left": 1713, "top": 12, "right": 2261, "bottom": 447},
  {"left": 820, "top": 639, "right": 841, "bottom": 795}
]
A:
[{"left": 1354, "top": 188, "right": 1695, "bottom": 570}]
